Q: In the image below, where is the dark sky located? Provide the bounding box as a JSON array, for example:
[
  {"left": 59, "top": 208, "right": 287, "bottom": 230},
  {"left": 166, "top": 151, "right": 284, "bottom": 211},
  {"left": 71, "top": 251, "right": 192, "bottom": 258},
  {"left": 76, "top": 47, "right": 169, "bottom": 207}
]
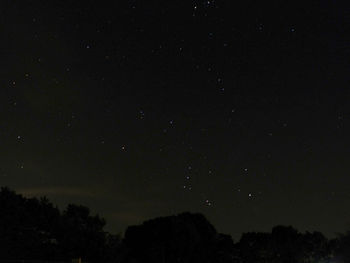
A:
[{"left": 1, "top": 0, "right": 350, "bottom": 240}]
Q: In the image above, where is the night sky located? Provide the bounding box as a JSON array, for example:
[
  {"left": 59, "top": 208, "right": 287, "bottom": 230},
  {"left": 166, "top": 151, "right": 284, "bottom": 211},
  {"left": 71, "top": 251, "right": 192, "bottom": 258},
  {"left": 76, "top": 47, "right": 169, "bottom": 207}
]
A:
[{"left": 1, "top": 1, "right": 350, "bottom": 239}]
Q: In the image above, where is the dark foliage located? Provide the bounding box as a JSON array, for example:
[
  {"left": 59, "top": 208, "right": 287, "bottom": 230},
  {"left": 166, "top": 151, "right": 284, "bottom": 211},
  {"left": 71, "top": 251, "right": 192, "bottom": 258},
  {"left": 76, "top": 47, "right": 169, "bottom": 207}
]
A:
[
  {"left": 0, "top": 187, "right": 349, "bottom": 263},
  {"left": 335, "top": 231, "right": 350, "bottom": 263},
  {"left": 121, "top": 212, "right": 234, "bottom": 263},
  {"left": 0, "top": 187, "right": 120, "bottom": 262},
  {"left": 236, "top": 226, "right": 334, "bottom": 263}
]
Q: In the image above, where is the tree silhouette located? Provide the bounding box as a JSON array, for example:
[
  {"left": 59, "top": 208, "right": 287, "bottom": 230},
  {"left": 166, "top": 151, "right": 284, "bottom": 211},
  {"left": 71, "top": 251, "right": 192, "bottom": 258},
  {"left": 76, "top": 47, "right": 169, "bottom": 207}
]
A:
[
  {"left": 0, "top": 187, "right": 61, "bottom": 259},
  {"left": 0, "top": 187, "right": 111, "bottom": 262},
  {"left": 270, "top": 225, "right": 303, "bottom": 263},
  {"left": 301, "top": 231, "right": 333, "bottom": 263},
  {"left": 237, "top": 226, "right": 335, "bottom": 263},
  {"left": 238, "top": 232, "right": 273, "bottom": 263},
  {"left": 55, "top": 204, "right": 108, "bottom": 262},
  {"left": 335, "top": 231, "right": 350, "bottom": 263},
  {"left": 121, "top": 212, "right": 233, "bottom": 263},
  {"left": 0, "top": 187, "right": 348, "bottom": 263}
]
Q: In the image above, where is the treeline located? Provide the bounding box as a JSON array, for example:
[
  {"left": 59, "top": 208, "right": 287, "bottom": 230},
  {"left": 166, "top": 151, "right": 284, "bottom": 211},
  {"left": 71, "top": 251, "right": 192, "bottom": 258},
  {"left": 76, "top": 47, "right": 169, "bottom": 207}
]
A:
[
  {"left": 0, "top": 187, "right": 118, "bottom": 262},
  {"left": 1, "top": 187, "right": 350, "bottom": 263}
]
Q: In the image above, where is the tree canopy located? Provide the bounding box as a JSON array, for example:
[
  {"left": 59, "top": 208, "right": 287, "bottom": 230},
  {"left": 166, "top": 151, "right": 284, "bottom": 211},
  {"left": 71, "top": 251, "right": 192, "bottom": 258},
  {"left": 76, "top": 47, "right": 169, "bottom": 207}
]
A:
[
  {"left": 0, "top": 187, "right": 119, "bottom": 262},
  {"left": 0, "top": 187, "right": 349, "bottom": 263}
]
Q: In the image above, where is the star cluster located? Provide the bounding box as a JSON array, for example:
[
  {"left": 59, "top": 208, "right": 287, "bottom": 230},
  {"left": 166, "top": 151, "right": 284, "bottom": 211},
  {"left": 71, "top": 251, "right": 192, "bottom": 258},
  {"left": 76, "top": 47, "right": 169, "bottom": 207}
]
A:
[{"left": 1, "top": 0, "right": 350, "bottom": 239}]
